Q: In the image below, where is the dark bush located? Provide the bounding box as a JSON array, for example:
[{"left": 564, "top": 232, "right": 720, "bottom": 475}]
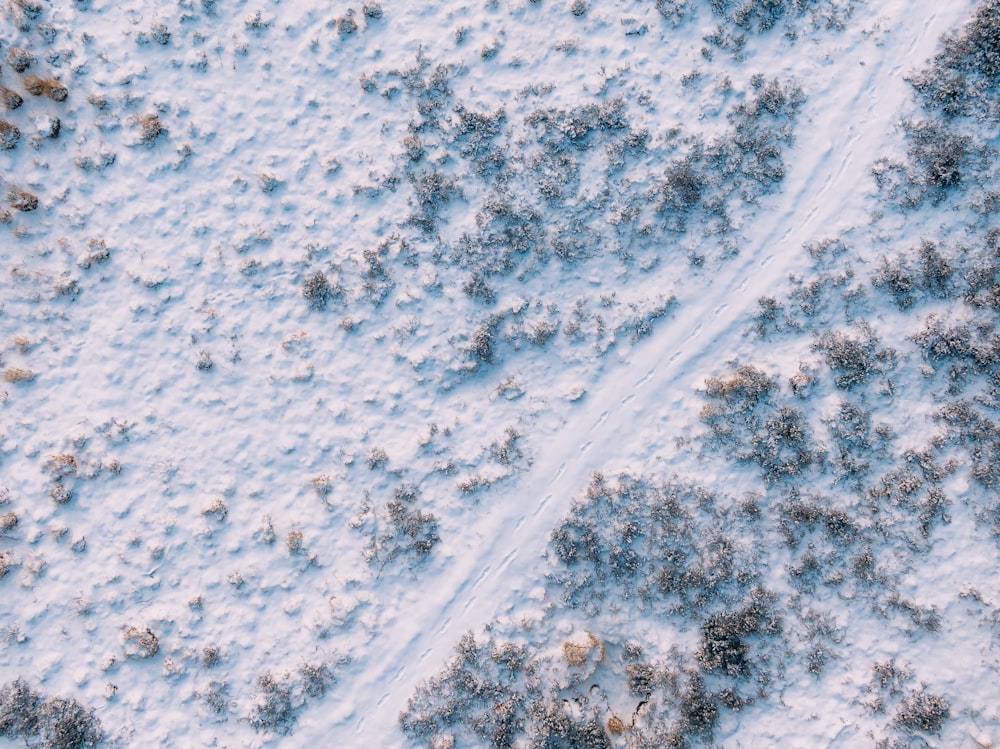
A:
[
  {"left": 911, "top": 0, "right": 1000, "bottom": 117},
  {"left": 872, "top": 255, "right": 916, "bottom": 309},
  {"left": 7, "top": 46, "right": 34, "bottom": 73},
  {"left": 904, "top": 120, "right": 971, "bottom": 190},
  {"left": 696, "top": 593, "right": 781, "bottom": 677},
  {"left": 0, "top": 678, "right": 42, "bottom": 737},
  {"left": 0, "top": 680, "right": 104, "bottom": 749},
  {"left": 0, "top": 87, "right": 23, "bottom": 110},
  {"left": 0, "top": 120, "right": 19, "bottom": 150},
  {"left": 248, "top": 672, "right": 296, "bottom": 734},
  {"left": 894, "top": 689, "right": 950, "bottom": 734},
  {"left": 302, "top": 271, "right": 334, "bottom": 310},
  {"left": 813, "top": 326, "right": 894, "bottom": 389},
  {"left": 37, "top": 697, "right": 104, "bottom": 749}
]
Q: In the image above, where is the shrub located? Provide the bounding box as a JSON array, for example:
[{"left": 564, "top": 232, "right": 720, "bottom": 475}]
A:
[
  {"left": 199, "top": 681, "right": 230, "bottom": 715},
  {"left": 4, "top": 367, "right": 35, "bottom": 383},
  {"left": 369, "top": 484, "right": 441, "bottom": 562},
  {"left": 149, "top": 22, "right": 170, "bottom": 45},
  {"left": 894, "top": 689, "right": 950, "bottom": 734},
  {"left": 8, "top": 188, "right": 38, "bottom": 212},
  {"left": 872, "top": 255, "right": 916, "bottom": 309},
  {"left": 248, "top": 672, "right": 296, "bottom": 734},
  {"left": 0, "top": 120, "right": 19, "bottom": 150},
  {"left": 709, "top": 0, "right": 818, "bottom": 33},
  {"left": 0, "top": 678, "right": 42, "bottom": 737},
  {"left": 336, "top": 12, "right": 358, "bottom": 38},
  {"left": 123, "top": 625, "right": 160, "bottom": 658},
  {"left": 0, "top": 680, "right": 103, "bottom": 749},
  {"left": 468, "top": 316, "right": 502, "bottom": 366},
  {"left": 134, "top": 113, "right": 165, "bottom": 145},
  {"left": 0, "top": 87, "right": 23, "bottom": 110},
  {"left": 302, "top": 271, "right": 334, "bottom": 310},
  {"left": 7, "top": 46, "right": 34, "bottom": 73},
  {"left": 910, "top": 0, "right": 1000, "bottom": 118},
  {"left": 695, "top": 592, "right": 782, "bottom": 677},
  {"left": 362, "top": 2, "right": 383, "bottom": 19},
  {"left": 703, "top": 364, "right": 777, "bottom": 412},
  {"left": 23, "top": 75, "right": 68, "bottom": 101},
  {"left": 36, "top": 697, "right": 104, "bottom": 749},
  {"left": 299, "top": 662, "right": 335, "bottom": 698},
  {"left": 813, "top": 326, "right": 894, "bottom": 389},
  {"left": 904, "top": 120, "right": 971, "bottom": 191},
  {"left": 361, "top": 247, "right": 394, "bottom": 305}
]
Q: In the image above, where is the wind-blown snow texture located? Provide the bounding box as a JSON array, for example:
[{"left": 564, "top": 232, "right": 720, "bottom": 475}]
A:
[{"left": 1, "top": 0, "right": 998, "bottom": 747}]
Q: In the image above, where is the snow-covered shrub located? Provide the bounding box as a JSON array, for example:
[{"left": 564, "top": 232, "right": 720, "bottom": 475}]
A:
[
  {"left": 894, "top": 688, "right": 950, "bottom": 734},
  {"left": 302, "top": 270, "right": 334, "bottom": 310},
  {"left": 695, "top": 590, "right": 782, "bottom": 678},
  {"left": 910, "top": 0, "right": 1000, "bottom": 118},
  {"left": 407, "top": 170, "right": 460, "bottom": 233},
  {"left": 134, "top": 113, "right": 165, "bottom": 146},
  {"left": 400, "top": 631, "right": 537, "bottom": 748},
  {"left": 23, "top": 75, "right": 68, "bottom": 101},
  {"left": 700, "top": 363, "right": 817, "bottom": 480},
  {"left": 248, "top": 672, "right": 296, "bottom": 735},
  {"left": 0, "top": 120, "right": 20, "bottom": 150},
  {"left": 8, "top": 187, "right": 38, "bottom": 212},
  {"left": 904, "top": 120, "right": 972, "bottom": 190},
  {"left": 36, "top": 697, "right": 105, "bottom": 749},
  {"left": 709, "top": 0, "right": 817, "bottom": 33},
  {"left": 6, "top": 46, "right": 33, "bottom": 73},
  {"left": 0, "top": 678, "right": 42, "bottom": 738},
  {"left": 812, "top": 325, "right": 894, "bottom": 389},
  {"left": 0, "top": 87, "right": 23, "bottom": 110},
  {"left": 0, "top": 679, "right": 104, "bottom": 749}
]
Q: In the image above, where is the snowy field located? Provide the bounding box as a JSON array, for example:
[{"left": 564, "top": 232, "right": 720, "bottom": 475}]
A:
[{"left": 1, "top": 0, "right": 999, "bottom": 746}]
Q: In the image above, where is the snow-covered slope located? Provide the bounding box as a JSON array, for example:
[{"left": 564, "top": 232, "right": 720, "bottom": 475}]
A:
[{"left": 1, "top": 0, "right": 997, "bottom": 747}]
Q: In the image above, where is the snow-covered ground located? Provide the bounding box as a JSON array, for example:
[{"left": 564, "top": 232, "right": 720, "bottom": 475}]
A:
[{"left": 1, "top": 0, "right": 998, "bottom": 747}]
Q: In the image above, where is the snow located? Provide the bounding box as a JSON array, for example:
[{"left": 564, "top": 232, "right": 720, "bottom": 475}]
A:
[{"left": 1, "top": 0, "right": 998, "bottom": 747}]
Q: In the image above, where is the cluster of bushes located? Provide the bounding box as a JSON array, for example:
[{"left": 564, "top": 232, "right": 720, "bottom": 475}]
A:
[
  {"left": 700, "top": 364, "right": 818, "bottom": 481},
  {"left": 910, "top": 0, "right": 1000, "bottom": 119},
  {"left": 653, "top": 0, "right": 840, "bottom": 35},
  {"left": 548, "top": 472, "right": 763, "bottom": 613},
  {"left": 0, "top": 679, "right": 103, "bottom": 748},
  {"left": 245, "top": 658, "right": 342, "bottom": 735},
  {"left": 359, "top": 484, "right": 440, "bottom": 569},
  {"left": 400, "top": 624, "right": 772, "bottom": 749}
]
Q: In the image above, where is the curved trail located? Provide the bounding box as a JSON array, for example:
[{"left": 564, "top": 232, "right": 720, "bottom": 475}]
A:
[{"left": 314, "top": 7, "right": 971, "bottom": 746}]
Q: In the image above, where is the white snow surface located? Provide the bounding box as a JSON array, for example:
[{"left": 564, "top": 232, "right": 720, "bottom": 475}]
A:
[{"left": 1, "top": 0, "right": 998, "bottom": 747}]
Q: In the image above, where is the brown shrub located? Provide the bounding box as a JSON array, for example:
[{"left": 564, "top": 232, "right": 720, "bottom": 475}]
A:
[{"left": 23, "top": 75, "right": 68, "bottom": 102}]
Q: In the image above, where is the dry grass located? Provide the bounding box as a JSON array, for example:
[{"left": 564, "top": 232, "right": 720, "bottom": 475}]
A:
[
  {"left": 3, "top": 367, "right": 35, "bottom": 383},
  {"left": 123, "top": 626, "right": 160, "bottom": 658},
  {"left": 134, "top": 113, "right": 165, "bottom": 145},
  {"left": 7, "top": 189, "right": 38, "bottom": 212},
  {"left": 562, "top": 632, "right": 604, "bottom": 667},
  {"left": 22, "top": 75, "right": 67, "bottom": 101}
]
